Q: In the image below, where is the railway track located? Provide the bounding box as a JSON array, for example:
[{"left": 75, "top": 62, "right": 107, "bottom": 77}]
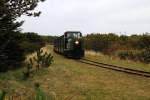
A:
[{"left": 78, "top": 58, "right": 150, "bottom": 78}]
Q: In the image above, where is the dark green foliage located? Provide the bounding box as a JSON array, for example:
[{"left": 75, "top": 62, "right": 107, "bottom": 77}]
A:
[
  {"left": 35, "top": 49, "right": 44, "bottom": 69},
  {"left": 22, "top": 48, "right": 54, "bottom": 79},
  {"left": 0, "top": 33, "right": 25, "bottom": 72},
  {"left": 84, "top": 33, "right": 150, "bottom": 63},
  {"left": 34, "top": 83, "right": 55, "bottom": 100},
  {"left": 0, "top": 0, "right": 46, "bottom": 72},
  {"left": 118, "top": 51, "right": 130, "bottom": 60},
  {"left": 138, "top": 34, "right": 150, "bottom": 49},
  {"left": 0, "top": 0, "right": 45, "bottom": 34},
  {"left": 43, "top": 53, "right": 53, "bottom": 67},
  {"left": 41, "top": 36, "right": 58, "bottom": 45},
  {"left": 137, "top": 49, "right": 150, "bottom": 63},
  {"left": 34, "top": 83, "right": 46, "bottom": 100},
  {"left": 0, "top": 0, "right": 45, "bottom": 19},
  {"left": 23, "top": 49, "right": 53, "bottom": 79},
  {"left": 0, "top": 90, "right": 6, "bottom": 100},
  {"left": 33, "top": 49, "right": 54, "bottom": 68},
  {"left": 0, "top": 32, "right": 45, "bottom": 72},
  {"left": 117, "top": 49, "right": 150, "bottom": 63},
  {"left": 84, "top": 33, "right": 119, "bottom": 53},
  {"left": 20, "top": 32, "right": 45, "bottom": 54},
  {"left": 23, "top": 60, "right": 33, "bottom": 80}
]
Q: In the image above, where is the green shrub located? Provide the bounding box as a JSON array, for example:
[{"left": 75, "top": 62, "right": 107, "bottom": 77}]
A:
[
  {"left": 20, "top": 32, "right": 45, "bottom": 55},
  {"left": 117, "top": 49, "right": 150, "bottom": 63},
  {"left": 23, "top": 62, "right": 33, "bottom": 80},
  {"left": 33, "top": 49, "right": 54, "bottom": 69},
  {"left": 34, "top": 83, "right": 56, "bottom": 100},
  {"left": 34, "top": 83, "right": 46, "bottom": 100},
  {"left": 0, "top": 34, "right": 25, "bottom": 72},
  {"left": 0, "top": 90, "right": 6, "bottom": 100},
  {"left": 84, "top": 33, "right": 150, "bottom": 63},
  {"left": 138, "top": 49, "right": 150, "bottom": 63},
  {"left": 22, "top": 49, "right": 53, "bottom": 79},
  {"left": 0, "top": 32, "right": 45, "bottom": 72},
  {"left": 118, "top": 51, "right": 130, "bottom": 60}
]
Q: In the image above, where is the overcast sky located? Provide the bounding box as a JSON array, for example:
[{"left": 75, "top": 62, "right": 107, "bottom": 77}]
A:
[{"left": 20, "top": 0, "right": 150, "bottom": 36}]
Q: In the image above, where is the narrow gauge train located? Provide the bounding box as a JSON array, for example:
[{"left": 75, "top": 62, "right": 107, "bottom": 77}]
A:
[{"left": 54, "top": 31, "right": 84, "bottom": 58}]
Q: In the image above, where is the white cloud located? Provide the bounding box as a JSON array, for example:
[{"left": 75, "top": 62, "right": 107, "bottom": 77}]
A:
[{"left": 20, "top": 0, "right": 150, "bottom": 35}]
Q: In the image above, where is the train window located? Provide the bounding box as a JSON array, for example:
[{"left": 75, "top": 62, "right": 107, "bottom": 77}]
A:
[{"left": 66, "top": 32, "right": 82, "bottom": 38}]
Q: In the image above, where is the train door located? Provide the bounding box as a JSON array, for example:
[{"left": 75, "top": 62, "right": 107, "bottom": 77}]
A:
[{"left": 64, "top": 33, "right": 68, "bottom": 50}]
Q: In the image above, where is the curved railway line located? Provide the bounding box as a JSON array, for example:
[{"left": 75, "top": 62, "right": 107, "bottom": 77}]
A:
[{"left": 78, "top": 58, "right": 150, "bottom": 78}]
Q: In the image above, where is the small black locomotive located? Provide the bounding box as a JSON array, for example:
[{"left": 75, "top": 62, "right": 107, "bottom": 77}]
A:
[{"left": 54, "top": 31, "right": 84, "bottom": 58}]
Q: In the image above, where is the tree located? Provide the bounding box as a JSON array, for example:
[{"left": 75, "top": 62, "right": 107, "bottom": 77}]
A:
[
  {"left": 0, "top": 0, "right": 46, "bottom": 72},
  {"left": 0, "top": 0, "right": 45, "bottom": 32}
]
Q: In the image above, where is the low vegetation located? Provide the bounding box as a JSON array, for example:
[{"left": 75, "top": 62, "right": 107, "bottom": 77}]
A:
[
  {"left": 0, "top": 32, "right": 46, "bottom": 72},
  {"left": 0, "top": 90, "right": 5, "bottom": 100},
  {"left": 0, "top": 0, "right": 47, "bottom": 72},
  {"left": 1, "top": 0, "right": 150, "bottom": 99},
  {"left": 85, "top": 50, "right": 150, "bottom": 72},
  {"left": 0, "top": 45, "right": 150, "bottom": 99},
  {"left": 23, "top": 48, "right": 53, "bottom": 80},
  {"left": 84, "top": 33, "right": 150, "bottom": 63},
  {"left": 0, "top": 46, "right": 54, "bottom": 99}
]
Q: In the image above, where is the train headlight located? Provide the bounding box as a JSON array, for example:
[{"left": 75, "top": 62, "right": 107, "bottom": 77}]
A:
[{"left": 75, "top": 41, "right": 79, "bottom": 45}]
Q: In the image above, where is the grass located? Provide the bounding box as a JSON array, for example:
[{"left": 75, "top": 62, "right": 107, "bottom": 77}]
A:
[
  {"left": 0, "top": 45, "right": 150, "bottom": 99},
  {"left": 85, "top": 50, "right": 150, "bottom": 72}
]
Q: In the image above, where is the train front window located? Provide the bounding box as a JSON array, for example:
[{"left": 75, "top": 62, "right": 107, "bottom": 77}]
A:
[{"left": 67, "top": 32, "right": 81, "bottom": 38}]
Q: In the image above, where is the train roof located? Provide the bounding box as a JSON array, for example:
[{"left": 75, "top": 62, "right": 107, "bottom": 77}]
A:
[{"left": 64, "top": 31, "right": 81, "bottom": 33}]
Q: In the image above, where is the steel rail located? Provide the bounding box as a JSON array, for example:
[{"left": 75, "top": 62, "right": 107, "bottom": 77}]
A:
[{"left": 78, "top": 58, "right": 150, "bottom": 78}]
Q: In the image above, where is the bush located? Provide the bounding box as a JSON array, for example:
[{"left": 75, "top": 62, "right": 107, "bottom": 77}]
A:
[
  {"left": 138, "top": 49, "right": 150, "bottom": 63},
  {"left": 0, "top": 32, "right": 46, "bottom": 72},
  {"left": 23, "top": 62, "right": 33, "bottom": 80},
  {"left": 23, "top": 49, "right": 53, "bottom": 79},
  {"left": 20, "top": 32, "right": 45, "bottom": 55},
  {"left": 0, "top": 90, "right": 6, "bottom": 100},
  {"left": 34, "top": 83, "right": 46, "bottom": 100},
  {"left": 0, "top": 33, "right": 25, "bottom": 72},
  {"left": 118, "top": 51, "right": 130, "bottom": 60},
  {"left": 33, "top": 49, "right": 54, "bottom": 69},
  {"left": 117, "top": 49, "right": 150, "bottom": 63},
  {"left": 84, "top": 33, "right": 150, "bottom": 63},
  {"left": 34, "top": 83, "right": 56, "bottom": 100}
]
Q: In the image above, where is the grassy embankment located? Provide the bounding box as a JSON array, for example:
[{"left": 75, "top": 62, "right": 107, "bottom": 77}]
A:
[
  {"left": 0, "top": 45, "right": 150, "bottom": 100},
  {"left": 85, "top": 51, "right": 150, "bottom": 72}
]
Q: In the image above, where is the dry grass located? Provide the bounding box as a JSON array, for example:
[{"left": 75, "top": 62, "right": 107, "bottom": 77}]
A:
[
  {"left": 0, "top": 45, "right": 150, "bottom": 100},
  {"left": 85, "top": 50, "right": 150, "bottom": 72}
]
